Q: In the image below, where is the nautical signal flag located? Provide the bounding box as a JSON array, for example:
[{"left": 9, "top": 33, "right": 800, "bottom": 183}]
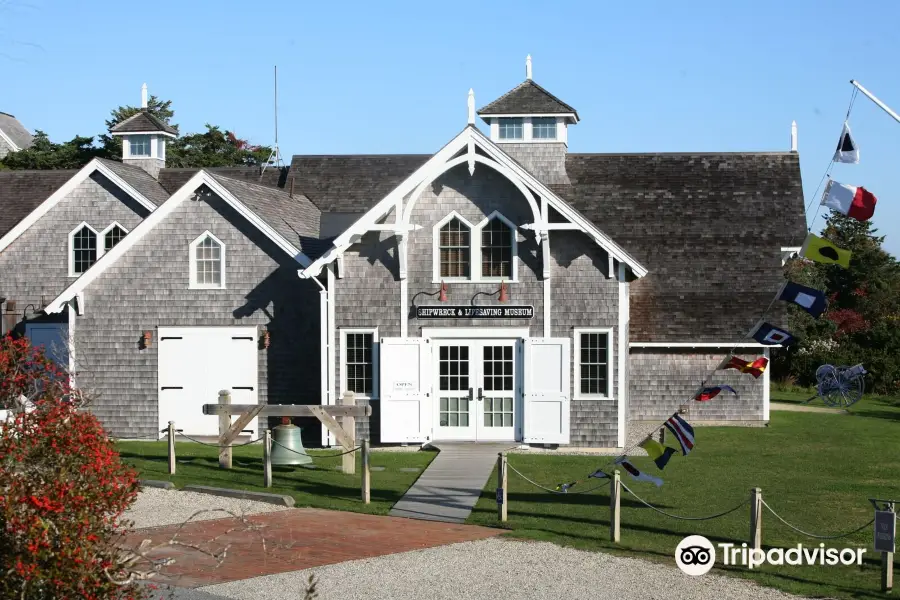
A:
[
  {"left": 749, "top": 321, "right": 797, "bottom": 346},
  {"left": 777, "top": 281, "right": 828, "bottom": 318},
  {"left": 833, "top": 121, "right": 859, "bottom": 164},
  {"left": 694, "top": 385, "right": 737, "bottom": 402},
  {"left": 617, "top": 459, "right": 664, "bottom": 487},
  {"left": 665, "top": 413, "right": 695, "bottom": 456},
  {"left": 718, "top": 356, "right": 769, "bottom": 379},
  {"left": 800, "top": 233, "right": 851, "bottom": 268},
  {"left": 821, "top": 179, "right": 877, "bottom": 222},
  {"left": 639, "top": 438, "right": 677, "bottom": 470},
  {"left": 589, "top": 469, "right": 610, "bottom": 479}
]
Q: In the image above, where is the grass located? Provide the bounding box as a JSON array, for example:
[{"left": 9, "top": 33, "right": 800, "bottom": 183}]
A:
[
  {"left": 117, "top": 441, "right": 435, "bottom": 515},
  {"left": 771, "top": 386, "right": 900, "bottom": 422},
  {"left": 468, "top": 388, "right": 900, "bottom": 599}
]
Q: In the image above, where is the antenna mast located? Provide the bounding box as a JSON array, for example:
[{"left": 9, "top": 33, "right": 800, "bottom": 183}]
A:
[{"left": 261, "top": 65, "right": 284, "bottom": 179}]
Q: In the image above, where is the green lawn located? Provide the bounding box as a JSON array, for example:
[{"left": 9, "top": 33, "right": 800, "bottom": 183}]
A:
[
  {"left": 772, "top": 386, "right": 900, "bottom": 422},
  {"left": 468, "top": 391, "right": 900, "bottom": 599},
  {"left": 118, "top": 441, "right": 435, "bottom": 515}
]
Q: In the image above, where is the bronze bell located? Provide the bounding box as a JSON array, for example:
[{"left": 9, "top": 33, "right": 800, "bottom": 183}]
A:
[{"left": 271, "top": 418, "right": 312, "bottom": 465}]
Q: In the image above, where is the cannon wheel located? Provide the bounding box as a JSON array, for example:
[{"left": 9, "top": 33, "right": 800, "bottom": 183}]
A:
[{"left": 819, "top": 365, "right": 865, "bottom": 407}]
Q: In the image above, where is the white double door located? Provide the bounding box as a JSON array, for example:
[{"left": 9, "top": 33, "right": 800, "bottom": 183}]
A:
[{"left": 434, "top": 339, "right": 519, "bottom": 441}]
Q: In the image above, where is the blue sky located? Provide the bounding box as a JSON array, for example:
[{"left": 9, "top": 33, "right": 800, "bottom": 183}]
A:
[{"left": 2, "top": 0, "right": 898, "bottom": 256}]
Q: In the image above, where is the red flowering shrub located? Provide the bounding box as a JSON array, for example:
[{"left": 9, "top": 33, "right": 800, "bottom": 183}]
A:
[
  {"left": 0, "top": 335, "right": 146, "bottom": 599},
  {"left": 825, "top": 308, "right": 871, "bottom": 336}
]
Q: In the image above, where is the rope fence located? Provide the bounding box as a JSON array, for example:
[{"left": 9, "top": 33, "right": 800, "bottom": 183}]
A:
[
  {"left": 270, "top": 438, "right": 361, "bottom": 458},
  {"left": 174, "top": 431, "right": 263, "bottom": 448},
  {"left": 761, "top": 499, "right": 875, "bottom": 540},
  {"left": 620, "top": 482, "right": 749, "bottom": 521},
  {"left": 506, "top": 462, "right": 607, "bottom": 495}
]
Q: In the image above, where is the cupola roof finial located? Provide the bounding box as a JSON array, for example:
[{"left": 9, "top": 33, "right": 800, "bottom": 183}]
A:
[
  {"left": 525, "top": 54, "right": 532, "bottom": 80},
  {"left": 141, "top": 83, "right": 148, "bottom": 109},
  {"left": 467, "top": 88, "right": 475, "bottom": 125}
]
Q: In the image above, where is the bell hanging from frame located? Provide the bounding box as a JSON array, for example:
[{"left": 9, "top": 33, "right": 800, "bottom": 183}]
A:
[{"left": 271, "top": 418, "right": 312, "bottom": 466}]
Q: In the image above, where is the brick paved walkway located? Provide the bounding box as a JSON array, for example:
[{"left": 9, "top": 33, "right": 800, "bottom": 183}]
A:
[{"left": 127, "top": 508, "right": 502, "bottom": 588}]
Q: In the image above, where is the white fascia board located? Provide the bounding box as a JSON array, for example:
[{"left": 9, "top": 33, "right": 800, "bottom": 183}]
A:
[
  {"left": 44, "top": 171, "right": 311, "bottom": 313},
  {"left": 0, "top": 128, "right": 19, "bottom": 151},
  {"left": 44, "top": 171, "right": 208, "bottom": 314},
  {"left": 630, "top": 342, "right": 778, "bottom": 348},
  {"left": 201, "top": 176, "right": 311, "bottom": 267},
  {"left": 469, "top": 128, "right": 648, "bottom": 278},
  {"left": 300, "top": 128, "right": 472, "bottom": 278},
  {"left": 110, "top": 130, "right": 177, "bottom": 138},
  {"left": 479, "top": 112, "right": 579, "bottom": 124},
  {"left": 0, "top": 159, "right": 153, "bottom": 254}
]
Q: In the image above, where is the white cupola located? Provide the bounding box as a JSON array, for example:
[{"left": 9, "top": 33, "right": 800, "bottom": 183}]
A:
[{"left": 109, "top": 83, "right": 178, "bottom": 179}]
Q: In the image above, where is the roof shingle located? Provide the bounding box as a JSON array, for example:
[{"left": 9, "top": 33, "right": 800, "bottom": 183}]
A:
[
  {"left": 97, "top": 159, "right": 169, "bottom": 206},
  {"left": 0, "top": 169, "right": 78, "bottom": 237},
  {"left": 0, "top": 112, "right": 34, "bottom": 150},
  {"left": 477, "top": 80, "right": 578, "bottom": 119},
  {"left": 110, "top": 110, "right": 178, "bottom": 136}
]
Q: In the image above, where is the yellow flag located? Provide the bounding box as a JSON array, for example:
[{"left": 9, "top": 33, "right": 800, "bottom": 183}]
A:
[
  {"left": 639, "top": 438, "right": 677, "bottom": 469},
  {"left": 800, "top": 233, "right": 851, "bottom": 268}
]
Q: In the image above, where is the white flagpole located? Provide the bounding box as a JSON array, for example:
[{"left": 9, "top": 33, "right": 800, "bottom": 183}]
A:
[{"left": 850, "top": 80, "right": 900, "bottom": 124}]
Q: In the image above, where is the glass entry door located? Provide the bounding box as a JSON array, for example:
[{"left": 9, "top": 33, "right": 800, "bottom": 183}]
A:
[{"left": 434, "top": 340, "right": 518, "bottom": 441}]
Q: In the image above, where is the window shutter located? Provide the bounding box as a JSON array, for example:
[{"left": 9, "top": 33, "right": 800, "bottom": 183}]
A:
[{"left": 523, "top": 338, "right": 570, "bottom": 444}]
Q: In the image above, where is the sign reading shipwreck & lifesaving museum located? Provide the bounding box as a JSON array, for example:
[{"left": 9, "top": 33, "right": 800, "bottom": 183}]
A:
[{"left": 415, "top": 305, "right": 534, "bottom": 319}]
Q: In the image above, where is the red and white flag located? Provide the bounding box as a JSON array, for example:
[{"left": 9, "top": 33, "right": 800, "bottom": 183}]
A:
[{"left": 821, "top": 179, "right": 877, "bottom": 222}]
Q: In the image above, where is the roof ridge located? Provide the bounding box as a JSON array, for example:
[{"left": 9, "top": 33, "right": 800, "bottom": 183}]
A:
[{"left": 210, "top": 171, "right": 308, "bottom": 199}]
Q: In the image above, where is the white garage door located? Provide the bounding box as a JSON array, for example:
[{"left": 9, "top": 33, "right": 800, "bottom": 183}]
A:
[{"left": 158, "top": 326, "right": 259, "bottom": 439}]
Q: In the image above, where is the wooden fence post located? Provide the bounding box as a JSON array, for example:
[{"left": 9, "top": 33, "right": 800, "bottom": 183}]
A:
[
  {"left": 497, "top": 452, "right": 508, "bottom": 522},
  {"left": 341, "top": 391, "right": 356, "bottom": 475},
  {"left": 167, "top": 421, "right": 176, "bottom": 475},
  {"left": 361, "top": 439, "right": 370, "bottom": 504},
  {"left": 750, "top": 487, "right": 762, "bottom": 551},
  {"left": 218, "top": 390, "right": 232, "bottom": 469},
  {"left": 610, "top": 469, "right": 621, "bottom": 542},
  {"left": 263, "top": 429, "right": 272, "bottom": 488}
]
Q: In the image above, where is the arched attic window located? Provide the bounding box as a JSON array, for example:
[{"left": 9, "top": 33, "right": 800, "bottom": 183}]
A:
[
  {"left": 434, "top": 213, "right": 473, "bottom": 280},
  {"left": 68, "top": 223, "right": 98, "bottom": 277},
  {"left": 189, "top": 231, "right": 226, "bottom": 289},
  {"left": 478, "top": 213, "right": 517, "bottom": 281},
  {"left": 101, "top": 223, "right": 128, "bottom": 252}
]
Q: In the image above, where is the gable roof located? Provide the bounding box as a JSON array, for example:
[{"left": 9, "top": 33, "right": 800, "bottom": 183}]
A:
[
  {"left": 477, "top": 80, "right": 578, "bottom": 121},
  {"left": 290, "top": 155, "right": 430, "bottom": 213},
  {"left": 97, "top": 159, "right": 170, "bottom": 206},
  {"left": 0, "top": 159, "right": 160, "bottom": 253},
  {"left": 109, "top": 110, "right": 178, "bottom": 137},
  {"left": 158, "top": 166, "right": 287, "bottom": 195},
  {"left": 554, "top": 152, "right": 806, "bottom": 342},
  {"left": 44, "top": 170, "right": 317, "bottom": 314},
  {"left": 0, "top": 169, "right": 78, "bottom": 238},
  {"left": 0, "top": 112, "right": 34, "bottom": 150}
]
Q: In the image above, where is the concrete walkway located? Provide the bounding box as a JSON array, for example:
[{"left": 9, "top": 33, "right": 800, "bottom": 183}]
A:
[{"left": 389, "top": 442, "right": 511, "bottom": 523}]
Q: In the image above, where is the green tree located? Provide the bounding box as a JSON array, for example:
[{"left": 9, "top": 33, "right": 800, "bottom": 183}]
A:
[
  {"left": 776, "top": 213, "right": 900, "bottom": 394},
  {"left": 166, "top": 124, "right": 273, "bottom": 168},
  {"left": 0, "top": 130, "right": 102, "bottom": 170},
  {"left": 97, "top": 95, "right": 177, "bottom": 159}
]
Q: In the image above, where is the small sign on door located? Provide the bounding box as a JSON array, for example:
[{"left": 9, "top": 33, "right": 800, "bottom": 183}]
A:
[
  {"left": 393, "top": 381, "right": 416, "bottom": 392},
  {"left": 875, "top": 510, "right": 896, "bottom": 553}
]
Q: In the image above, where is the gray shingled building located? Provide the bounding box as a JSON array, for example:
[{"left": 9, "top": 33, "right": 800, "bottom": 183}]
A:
[
  {"left": 0, "top": 60, "right": 805, "bottom": 448},
  {"left": 0, "top": 112, "right": 35, "bottom": 159}
]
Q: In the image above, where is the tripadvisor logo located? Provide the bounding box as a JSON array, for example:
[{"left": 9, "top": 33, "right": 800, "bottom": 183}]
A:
[{"left": 676, "top": 536, "right": 866, "bottom": 575}]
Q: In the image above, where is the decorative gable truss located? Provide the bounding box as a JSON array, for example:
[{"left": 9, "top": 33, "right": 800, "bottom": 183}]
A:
[
  {"left": 44, "top": 171, "right": 313, "bottom": 314},
  {"left": 301, "top": 125, "right": 647, "bottom": 281}
]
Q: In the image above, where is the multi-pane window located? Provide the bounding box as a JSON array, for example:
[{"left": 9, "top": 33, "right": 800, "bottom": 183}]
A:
[
  {"left": 481, "top": 218, "right": 513, "bottom": 278},
  {"left": 129, "top": 135, "right": 151, "bottom": 157},
  {"left": 439, "top": 345, "right": 469, "bottom": 427},
  {"left": 71, "top": 226, "right": 97, "bottom": 275},
  {"left": 103, "top": 225, "right": 127, "bottom": 252},
  {"left": 498, "top": 117, "right": 524, "bottom": 140},
  {"left": 578, "top": 331, "right": 611, "bottom": 397},
  {"left": 344, "top": 332, "right": 374, "bottom": 397},
  {"left": 439, "top": 217, "right": 470, "bottom": 278},
  {"left": 193, "top": 235, "right": 223, "bottom": 287},
  {"left": 531, "top": 117, "right": 557, "bottom": 140}
]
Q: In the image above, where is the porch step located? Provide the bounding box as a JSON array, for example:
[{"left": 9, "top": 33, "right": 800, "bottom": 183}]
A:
[{"left": 389, "top": 442, "right": 512, "bottom": 524}]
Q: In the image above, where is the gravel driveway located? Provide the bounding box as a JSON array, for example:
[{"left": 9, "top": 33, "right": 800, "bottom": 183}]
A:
[
  {"left": 201, "top": 538, "right": 811, "bottom": 600},
  {"left": 126, "top": 488, "right": 288, "bottom": 529}
]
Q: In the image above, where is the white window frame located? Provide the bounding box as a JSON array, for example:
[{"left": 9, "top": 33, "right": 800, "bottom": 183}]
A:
[
  {"left": 127, "top": 135, "right": 152, "bottom": 158},
  {"left": 340, "top": 327, "right": 379, "bottom": 401},
  {"left": 189, "top": 231, "right": 226, "bottom": 289},
  {"left": 474, "top": 211, "right": 518, "bottom": 283},
  {"left": 498, "top": 117, "right": 524, "bottom": 140},
  {"left": 68, "top": 222, "right": 99, "bottom": 277},
  {"left": 432, "top": 211, "right": 519, "bottom": 283},
  {"left": 573, "top": 327, "right": 614, "bottom": 400},
  {"left": 432, "top": 211, "right": 475, "bottom": 283},
  {"left": 531, "top": 117, "right": 558, "bottom": 140},
  {"left": 100, "top": 221, "right": 129, "bottom": 253}
]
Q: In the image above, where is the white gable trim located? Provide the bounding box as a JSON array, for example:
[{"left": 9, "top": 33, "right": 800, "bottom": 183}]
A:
[
  {"left": 0, "top": 128, "right": 20, "bottom": 152},
  {"left": 44, "top": 171, "right": 312, "bottom": 314},
  {"left": 0, "top": 159, "right": 157, "bottom": 254},
  {"left": 300, "top": 126, "right": 647, "bottom": 280}
]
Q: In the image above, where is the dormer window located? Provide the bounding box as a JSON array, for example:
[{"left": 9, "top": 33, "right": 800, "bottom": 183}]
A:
[
  {"left": 498, "top": 118, "right": 524, "bottom": 140},
  {"left": 129, "top": 135, "right": 151, "bottom": 157},
  {"left": 532, "top": 117, "right": 557, "bottom": 140}
]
